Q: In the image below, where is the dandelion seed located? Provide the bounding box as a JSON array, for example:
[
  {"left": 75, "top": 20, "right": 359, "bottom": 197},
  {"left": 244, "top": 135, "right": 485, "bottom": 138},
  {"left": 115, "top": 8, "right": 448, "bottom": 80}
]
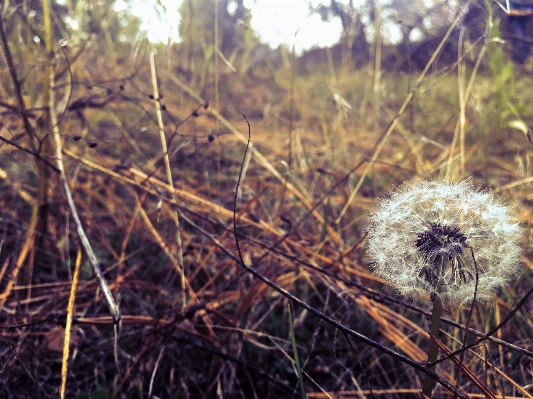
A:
[{"left": 366, "top": 180, "right": 522, "bottom": 304}]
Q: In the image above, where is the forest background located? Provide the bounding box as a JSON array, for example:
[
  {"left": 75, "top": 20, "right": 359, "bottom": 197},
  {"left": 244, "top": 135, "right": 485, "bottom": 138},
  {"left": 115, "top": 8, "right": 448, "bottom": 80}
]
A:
[{"left": 1, "top": 0, "right": 533, "bottom": 398}]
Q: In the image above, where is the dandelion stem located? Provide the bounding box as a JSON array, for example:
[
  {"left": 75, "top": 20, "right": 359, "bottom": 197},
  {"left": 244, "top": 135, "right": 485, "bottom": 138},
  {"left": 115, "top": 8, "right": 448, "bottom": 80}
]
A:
[{"left": 421, "top": 296, "right": 443, "bottom": 398}]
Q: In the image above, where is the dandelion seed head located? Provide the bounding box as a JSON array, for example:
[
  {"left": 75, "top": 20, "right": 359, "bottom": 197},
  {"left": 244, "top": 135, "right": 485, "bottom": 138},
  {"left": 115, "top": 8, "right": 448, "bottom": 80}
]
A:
[{"left": 366, "top": 180, "right": 522, "bottom": 304}]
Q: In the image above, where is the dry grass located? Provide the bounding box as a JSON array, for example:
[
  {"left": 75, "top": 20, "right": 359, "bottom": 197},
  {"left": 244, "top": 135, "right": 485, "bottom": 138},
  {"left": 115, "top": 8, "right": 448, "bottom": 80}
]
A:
[{"left": 1, "top": 15, "right": 533, "bottom": 399}]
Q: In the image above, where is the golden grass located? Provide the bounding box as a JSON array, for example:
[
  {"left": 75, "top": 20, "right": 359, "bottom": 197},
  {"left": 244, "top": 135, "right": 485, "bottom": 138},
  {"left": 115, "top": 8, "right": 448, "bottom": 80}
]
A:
[{"left": 0, "top": 18, "right": 532, "bottom": 398}]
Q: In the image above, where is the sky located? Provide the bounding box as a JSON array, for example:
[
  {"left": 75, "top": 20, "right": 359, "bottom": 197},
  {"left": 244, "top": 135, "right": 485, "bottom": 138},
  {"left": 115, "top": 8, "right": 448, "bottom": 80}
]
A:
[{"left": 119, "top": 0, "right": 345, "bottom": 54}]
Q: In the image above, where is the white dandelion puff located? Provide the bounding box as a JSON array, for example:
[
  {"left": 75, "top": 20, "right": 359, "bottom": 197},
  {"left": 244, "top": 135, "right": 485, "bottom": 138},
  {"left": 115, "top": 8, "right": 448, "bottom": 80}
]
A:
[{"left": 366, "top": 180, "right": 522, "bottom": 304}]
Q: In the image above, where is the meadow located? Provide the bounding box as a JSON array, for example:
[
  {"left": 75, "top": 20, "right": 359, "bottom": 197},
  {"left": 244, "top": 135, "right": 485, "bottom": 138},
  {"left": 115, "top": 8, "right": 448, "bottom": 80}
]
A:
[{"left": 0, "top": 2, "right": 533, "bottom": 398}]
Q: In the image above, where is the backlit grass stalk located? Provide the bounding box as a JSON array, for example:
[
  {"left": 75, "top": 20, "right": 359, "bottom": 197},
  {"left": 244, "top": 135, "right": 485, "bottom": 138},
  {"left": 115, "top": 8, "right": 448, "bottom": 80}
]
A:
[
  {"left": 60, "top": 247, "right": 82, "bottom": 399},
  {"left": 214, "top": 0, "right": 219, "bottom": 129},
  {"left": 149, "top": 52, "right": 187, "bottom": 306},
  {"left": 373, "top": 0, "right": 382, "bottom": 136},
  {"left": 237, "top": 142, "right": 253, "bottom": 201},
  {"left": 445, "top": 23, "right": 489, "bottom": 182},
  {"left": 0, "top": 207, "right": 38, "bottom": 308},
  {"left": 46, "top": 25, "right": 120, "bottom": 326},
  {"left": 458, "top": 27, "right": 466, "bottom": 176},
  {"left": 288, "top": 34, "right": 297, "bottom": 168}
]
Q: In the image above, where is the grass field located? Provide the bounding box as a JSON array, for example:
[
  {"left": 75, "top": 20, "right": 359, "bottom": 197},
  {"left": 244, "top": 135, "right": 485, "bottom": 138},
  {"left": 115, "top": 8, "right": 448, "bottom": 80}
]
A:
[{"left": 1, "top": 6, "right": 533, "bottom": 398}]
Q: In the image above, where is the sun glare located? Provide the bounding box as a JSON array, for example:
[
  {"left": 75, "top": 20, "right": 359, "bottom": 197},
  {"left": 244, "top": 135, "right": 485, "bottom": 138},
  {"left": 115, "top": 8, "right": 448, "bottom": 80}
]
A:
[{"left": 119, "top": 0, "right": 344, "bottom": 53}]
